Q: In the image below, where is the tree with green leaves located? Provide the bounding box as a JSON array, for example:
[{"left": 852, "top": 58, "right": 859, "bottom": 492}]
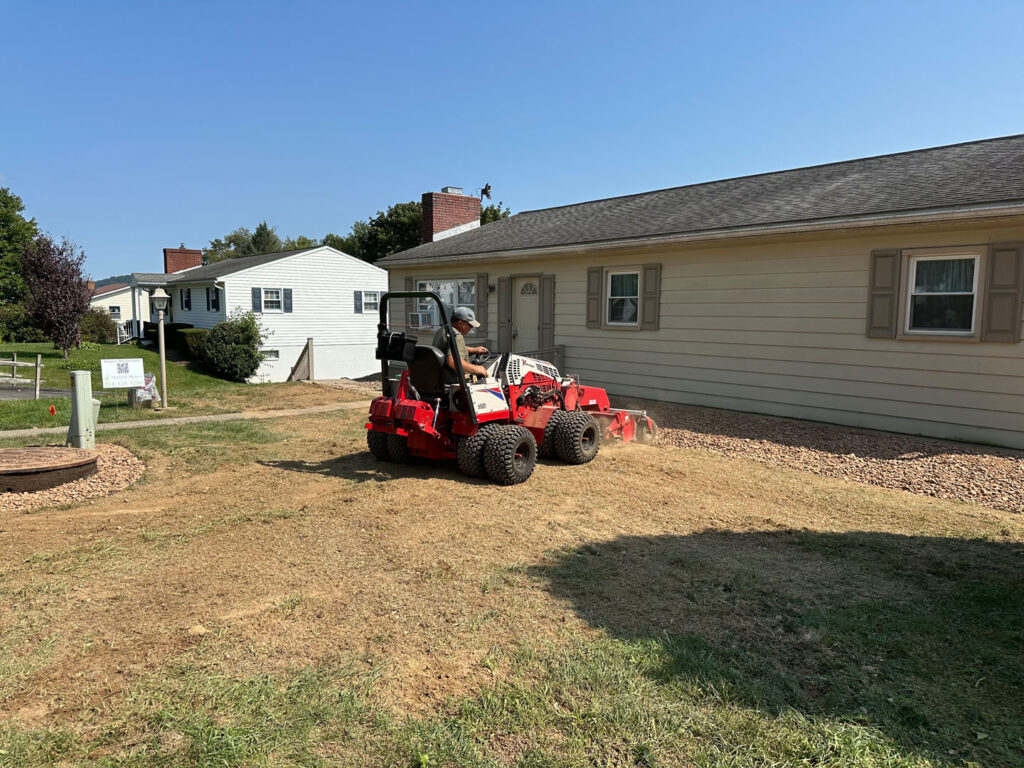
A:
[
  {"left": 250, "top": 220, "right": 282, "bottom": 255},
  {"left": 481, "top": 201, "right": 511, "bottom": 225},
  {"left": 324, "top": 199, "right": 512, "bottom": 264},
  {"left": 0, "top": 187, "right": 39, "bottom": 305},
  {"left": 281, "top": 235, "right": 320, "bottom": 250},
  {"left": 203, "top": 221, "right": 283, "bottom": 264}
]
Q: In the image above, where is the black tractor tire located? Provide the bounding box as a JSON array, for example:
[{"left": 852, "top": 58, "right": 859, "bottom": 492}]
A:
[
  {"left": 456, "top": 423, "right": 499, "bottom": 478},
  {"left": 538, "top": 410, "right": 569, "bottom": 459},
  {"left": 386, "top": 433, "right": 415, "bottom": 464},
  {"left": 367, "top": 430, "right": 391, "bottom": 461},
  {"left": 555, "top": 412, "right": 602, "bottom": 465},
  {"left": 483, "top": 425, "right": 537, "bottom": 485}
]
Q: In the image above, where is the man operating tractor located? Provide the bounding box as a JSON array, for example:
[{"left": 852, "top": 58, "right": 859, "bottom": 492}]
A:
[{"left": 432, "top": 306, "right": 489, "bottom": 378}]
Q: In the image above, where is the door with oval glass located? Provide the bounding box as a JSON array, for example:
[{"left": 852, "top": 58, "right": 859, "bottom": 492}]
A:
[{"left": 512, "top": 276, "right": 540, "bottom": 352}]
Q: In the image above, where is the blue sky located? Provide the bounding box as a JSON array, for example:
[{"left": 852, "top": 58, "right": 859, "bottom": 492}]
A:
[{"left": 2, "top": 1, "right": 1023, "bottom": 278}]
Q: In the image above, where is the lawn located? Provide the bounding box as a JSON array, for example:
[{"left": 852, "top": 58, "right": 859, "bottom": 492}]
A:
[
  {"left": 0, "top": 342, "right": 365, "bottom": 430},
  {"left": 0, "top": 408, "right": 1021, "bottom": 767}
]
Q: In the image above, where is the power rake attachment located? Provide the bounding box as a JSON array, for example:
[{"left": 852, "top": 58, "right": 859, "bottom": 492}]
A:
[{"left": 365, "top": 291, "right": 657, "bottom": 485}]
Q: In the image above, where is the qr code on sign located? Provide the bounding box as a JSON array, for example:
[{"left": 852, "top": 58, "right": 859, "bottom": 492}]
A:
[{"left": 117, "top": 362, "right": 129, "bottom": 375}]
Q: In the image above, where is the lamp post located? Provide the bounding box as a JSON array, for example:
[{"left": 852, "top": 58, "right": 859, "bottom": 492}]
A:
[{"left": 150, "top": 288, "right": 170, "bottom": 408}]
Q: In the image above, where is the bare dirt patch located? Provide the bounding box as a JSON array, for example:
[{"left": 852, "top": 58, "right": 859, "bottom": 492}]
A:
[
  {"left": 620, "top": 399, "right": 1024, "bottom": 514},
  {"left": 0, "top": 444, "right": 144, "bottom": 514}
]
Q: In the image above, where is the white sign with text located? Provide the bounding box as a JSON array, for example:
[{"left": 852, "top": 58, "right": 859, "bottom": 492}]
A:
[{"left": 100, "top": 358, "right": 145, "bottom": 388}]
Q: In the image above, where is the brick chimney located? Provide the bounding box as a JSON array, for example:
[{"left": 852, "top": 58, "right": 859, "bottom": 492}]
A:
[
  {"left": 163, "top": 245, "right": 203, "bottom": 273},
  {"left": 422, "top": 186, "right": 481, "bottom": 243}
]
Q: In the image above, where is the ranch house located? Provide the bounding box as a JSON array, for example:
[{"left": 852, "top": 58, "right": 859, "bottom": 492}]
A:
[{"left": 378, "top": 136, "right": 1024, "bottom": 450}]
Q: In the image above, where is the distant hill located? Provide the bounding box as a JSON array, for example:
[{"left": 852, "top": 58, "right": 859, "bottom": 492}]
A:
[{"left": 94, "top": 274, "right": 132, "bottom": 288}]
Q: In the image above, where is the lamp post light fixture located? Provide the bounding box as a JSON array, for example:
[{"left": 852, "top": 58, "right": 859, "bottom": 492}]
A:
[{"left": 150, "top": 288, "right": 170, "bottom": 408}]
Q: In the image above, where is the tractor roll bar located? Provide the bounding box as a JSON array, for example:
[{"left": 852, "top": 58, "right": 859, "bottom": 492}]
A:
[{"left": 377, "top": 291, "right": 478, "bottom": 425}]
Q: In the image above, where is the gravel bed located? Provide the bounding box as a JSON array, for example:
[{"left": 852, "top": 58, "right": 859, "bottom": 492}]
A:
[
  {"left": 1, "top": 444, "right": 144, "bottom": 514},
  {"left": 642, "top": 403, "right": 1024, "bottom": 514}
]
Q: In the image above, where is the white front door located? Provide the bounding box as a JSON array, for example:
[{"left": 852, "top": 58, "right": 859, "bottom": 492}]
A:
[{"left": 512, "top": 277, "right": 540, "bottom": 352}]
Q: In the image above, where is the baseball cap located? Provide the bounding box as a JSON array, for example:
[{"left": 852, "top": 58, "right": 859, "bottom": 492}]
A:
[{"left": 452, "top": 306, "right": 480, "bottom": 328}]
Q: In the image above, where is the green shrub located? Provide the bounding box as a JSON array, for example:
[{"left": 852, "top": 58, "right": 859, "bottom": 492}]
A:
[
  {"left": 179, "top": 328, "right": 210, "bottom": 360},
  {"left": 141, "top": 321, "right": 193, "bottom": 349},
  {"left": 201, "top": 312, "right": 266, "bottom": 382},
  {"left": 80, "top": 307, "right": 118, "bottom": 343},
  {"left": 0, "top": 302, "right": 46, "bottom": 343}
]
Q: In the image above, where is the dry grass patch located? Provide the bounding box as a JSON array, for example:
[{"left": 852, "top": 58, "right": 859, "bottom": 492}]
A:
[{"left": 0, "top": 407, "right": 1021, "bottom": 766}]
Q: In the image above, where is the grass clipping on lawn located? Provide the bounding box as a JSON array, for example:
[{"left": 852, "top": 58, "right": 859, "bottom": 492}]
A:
[{"left": 0, "top": 408, "right": 1021, "bottom": 767}]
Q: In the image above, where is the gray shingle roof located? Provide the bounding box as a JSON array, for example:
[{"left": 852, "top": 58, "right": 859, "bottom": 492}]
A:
[
  {"left": 379, "top": 134, "right": 1024, "bottom": 265},
  {"left": 131, "top": 272, "right": 170, "bottom": 285},
  {"left": 165, "top": 248, "right": 316, "bottom": 283}
]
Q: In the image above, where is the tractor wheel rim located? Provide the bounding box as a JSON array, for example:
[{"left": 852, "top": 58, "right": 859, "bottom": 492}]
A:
[
  {"left": 513, "top": 441, "right": 529, "bottom": 469},
  {"left": 581, "top": 427, "right": 596, "bottom": 450}
]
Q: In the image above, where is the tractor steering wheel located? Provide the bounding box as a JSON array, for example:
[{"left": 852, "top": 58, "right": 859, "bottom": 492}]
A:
[{"left": 469, "top": 351, "right": 499, "bottom": 365}]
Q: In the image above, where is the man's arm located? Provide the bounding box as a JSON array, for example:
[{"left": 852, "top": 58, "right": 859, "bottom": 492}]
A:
[
  {"left": 467, "top": 344, "right": 488, "bottom": 355},
  {"left": 444, "top": 353, "right": 488, "bottom": 378}
]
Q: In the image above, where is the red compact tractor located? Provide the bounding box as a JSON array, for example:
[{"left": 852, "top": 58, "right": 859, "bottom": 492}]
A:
[{"left": 365, "top": 291, "right": 657, "bottom": 484}]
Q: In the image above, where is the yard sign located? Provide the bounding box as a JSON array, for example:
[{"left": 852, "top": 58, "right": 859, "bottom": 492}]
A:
[{"left": 100, "top": 358, "right": 145, "bottom": 388}]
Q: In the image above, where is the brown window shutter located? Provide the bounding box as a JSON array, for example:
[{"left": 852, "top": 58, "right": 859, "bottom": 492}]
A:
[
  {"left": 497, "top": 276, "right": 512, "bottom": 352},
  {"left": 981, "top": 241, "right": 1024, "bottom": 343},
  {"left": 539, "top": 274, "right": 556, "bottom": 348},
  {"left": 640, "top": 263, "right": 661, "bottom": 330},
  {"left": 586, "top": 267, "right": 602, "bottom": 328},
  {"left": 866, "top": 249, "right": 901, "bottom": 338},
  {"left": 475, "top": 273, "right": 489, "bottom": 340}
]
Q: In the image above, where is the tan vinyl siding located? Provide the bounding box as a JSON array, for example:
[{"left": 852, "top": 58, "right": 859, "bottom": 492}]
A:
[
  {"left": 89, "top": 287, "right": 136, "bottom": 322},
  {"left": 389, "top": 220, "right": 1024, "bottom": 449}
]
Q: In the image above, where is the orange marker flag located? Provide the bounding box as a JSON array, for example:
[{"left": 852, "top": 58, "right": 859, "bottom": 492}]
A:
[{"left": 48, "top": 404, "right": 56, "bottom": 416}]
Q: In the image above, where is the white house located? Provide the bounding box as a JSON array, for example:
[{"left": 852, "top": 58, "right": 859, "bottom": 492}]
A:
[{"left": 154, "top": 246, "right": 387, "bottom": 382}]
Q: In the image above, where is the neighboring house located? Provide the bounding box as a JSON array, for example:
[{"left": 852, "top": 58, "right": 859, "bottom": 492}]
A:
[
  {"left": 378, "top": 136, "right": 1024, "bottom": 450},
  {"left": 136, "top": 246, "right": 387, "bottom": 382},
  {"left": 88, "top": 282, "right": 134, "bottom": 331}
]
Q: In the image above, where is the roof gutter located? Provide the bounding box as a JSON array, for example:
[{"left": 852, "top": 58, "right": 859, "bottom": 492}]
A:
[{"left": 378, "top": 201, "right": 1024, "bottom": 267}]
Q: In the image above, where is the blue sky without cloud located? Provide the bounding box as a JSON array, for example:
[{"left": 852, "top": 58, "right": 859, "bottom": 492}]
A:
[{"left": 2, "top": 0, "right": 1023, "bottom": 278}]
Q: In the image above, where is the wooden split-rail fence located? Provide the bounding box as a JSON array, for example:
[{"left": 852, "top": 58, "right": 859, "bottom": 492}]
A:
[{"left": 0, "top": 353, "right": 44, "bottom": 399}]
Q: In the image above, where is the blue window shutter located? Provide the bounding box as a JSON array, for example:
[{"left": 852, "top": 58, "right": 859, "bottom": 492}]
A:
[
  {"left": 252, "top": 287, "right": 262, "bottom": 312},
  {"left": 205, "top": 288, "right": 211, "bottom": 311},
  {"left": 354, "top": 291, "right": 363, "bottom": 314},
  {"left": 283, "top": 288, "right": 293, "bottom": 313}
]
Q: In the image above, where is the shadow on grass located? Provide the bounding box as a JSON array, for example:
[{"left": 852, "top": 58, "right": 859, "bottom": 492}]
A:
[
  {"left": 532, "top": 530, "right": 1024, "bottom": 767},
  {"left": 258, "top": 452, "right": 486, "bottom": 484}
]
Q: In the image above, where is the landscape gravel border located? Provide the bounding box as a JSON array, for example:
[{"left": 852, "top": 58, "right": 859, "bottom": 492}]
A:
[
  {"left": 0, "top": 444, "right": 144, "bottom": 514},
  {"left": 634, "top": 401, "right": 1024, "bottom": 514}
]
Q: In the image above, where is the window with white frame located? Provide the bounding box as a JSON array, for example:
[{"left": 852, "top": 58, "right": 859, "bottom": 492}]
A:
[
  {"left": 262, "top": 349, "right": 280, "bottom": 360},
  {"left": 263, "top": 288, "right": 283, "bottom": 312},
  {"left": 416, "top": 279, "right": 476, "bottom": 328},
  {"left": 606, "top": 270, "right": 639, "bottom": 325},
  {"left": 108, "top": 306, "right": 121, "bottom": 320},
  {"left": 363, "top": 290, "right": 380, "bottom": 311},
  {"left": 906, "top": 255, "right": 979, "bottom": 334}
]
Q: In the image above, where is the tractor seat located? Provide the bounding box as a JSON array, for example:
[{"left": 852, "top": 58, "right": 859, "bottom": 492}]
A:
[{"left": 407, "top": 345, "right": 458, "bottom": 400}]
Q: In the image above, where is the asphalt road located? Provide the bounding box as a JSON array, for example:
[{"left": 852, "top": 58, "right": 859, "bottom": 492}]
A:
[{"left": 0, "top": 387, "right": 73, "bottom": 401}]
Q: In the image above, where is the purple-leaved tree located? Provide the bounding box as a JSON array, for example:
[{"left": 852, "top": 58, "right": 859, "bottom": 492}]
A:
[{"left": 21, "top": 235, "right": 92, "bottom": 358}]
